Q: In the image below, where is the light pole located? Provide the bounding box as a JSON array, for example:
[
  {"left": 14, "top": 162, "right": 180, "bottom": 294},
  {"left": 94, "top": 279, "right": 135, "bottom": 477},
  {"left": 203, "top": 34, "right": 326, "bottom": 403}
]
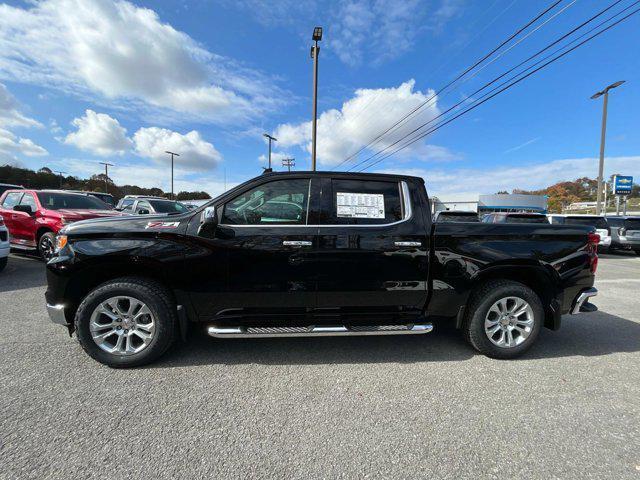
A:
[
  {"left": 282, "top": 158, "right": 295, "bottom": 172},
  {"left": 164, "top": 151, "right": 180, "bottom": 200},
  {"left": 54, "top": 171, "right": 66, "bottom": 189},
  {"left": 263, "top": 133, "right": 277, "bottom": 171},
  {"left": 591, "top": 80, "right": 625, "bottom": 215},
  {"left": 98, "top": 162, "right": 114, "bottom": 194},
  {"left": 310, "top": 26, "right": 322, "bottom": 171}
]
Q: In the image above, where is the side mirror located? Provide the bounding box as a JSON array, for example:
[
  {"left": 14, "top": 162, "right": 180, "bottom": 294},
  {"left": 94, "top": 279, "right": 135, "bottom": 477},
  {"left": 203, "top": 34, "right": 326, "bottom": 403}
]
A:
[
  {"left": 137, "top": 209, "right": 150, "bottom": 215},
  {"left": 198, "top": 206, "right": 218, "bottom": 236},
  {"left": 13, "top": 204, "right": 34, "bottom": 215}
]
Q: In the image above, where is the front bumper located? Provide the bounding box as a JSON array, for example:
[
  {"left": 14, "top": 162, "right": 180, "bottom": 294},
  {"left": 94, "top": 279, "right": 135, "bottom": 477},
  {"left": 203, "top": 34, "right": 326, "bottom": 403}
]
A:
[
  {"left": 570, "top": 287, "right": 598, "bottom": 315},
  {"left": 46, "top": 303, "right": 69, "bottom": 326}
]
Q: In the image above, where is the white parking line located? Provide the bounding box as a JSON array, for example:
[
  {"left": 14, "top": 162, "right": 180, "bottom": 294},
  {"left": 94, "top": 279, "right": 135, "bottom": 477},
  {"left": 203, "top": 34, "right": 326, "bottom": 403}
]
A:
[{"left": 596, "top": 279, "right": 640, "bottom": 284}]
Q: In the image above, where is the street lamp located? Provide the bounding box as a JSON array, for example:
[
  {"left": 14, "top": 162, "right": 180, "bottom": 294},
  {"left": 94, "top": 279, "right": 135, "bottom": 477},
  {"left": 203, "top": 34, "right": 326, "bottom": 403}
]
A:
[
  {"left": 263, "top": 133, "right": 277, "bottom": 171},
  {"left": 165, "top": 151, "right": 180, "bottom": 200},
  {"left": 54, "top": 171, "right": 66, "bottom": 189},
  {"left": 591, "top": 80, "right": 625, "bottom": 215},
  {"left": 98, "top": 162, "right": 114, "bottom": 194},
  {"left": 310, "top": 26, "right": 322, "bottom": 171}
]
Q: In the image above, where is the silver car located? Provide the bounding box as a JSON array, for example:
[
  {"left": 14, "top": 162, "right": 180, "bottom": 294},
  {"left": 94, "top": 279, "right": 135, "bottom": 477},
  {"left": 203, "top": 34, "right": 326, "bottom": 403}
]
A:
[{"left": 605, "top": 216, "right": 640, "bottom": 254}]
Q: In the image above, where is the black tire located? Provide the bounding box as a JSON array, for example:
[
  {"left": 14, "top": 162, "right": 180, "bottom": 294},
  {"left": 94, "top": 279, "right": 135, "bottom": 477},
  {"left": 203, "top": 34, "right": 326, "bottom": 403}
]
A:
[
  {"left": 75, "top": 277, "right": 176, "bottom": 368},
  {"left": 462, "top": 280, "right": 543, "bottom": 359},
  {"left": 634, "top": 249, "right": 640, "bottom": 256},
  {"left": 37, "top": 231, "right": 56, "bottom": 262},
  {"left": 0, "top": 256, "right": 6, "bottom": 272}
]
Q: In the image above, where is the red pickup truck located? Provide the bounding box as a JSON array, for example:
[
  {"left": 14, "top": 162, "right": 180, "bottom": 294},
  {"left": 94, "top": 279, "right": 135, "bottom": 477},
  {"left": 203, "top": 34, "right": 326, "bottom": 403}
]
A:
[{"left": 0, "top": 189, "right": 123, "bottom": 260}]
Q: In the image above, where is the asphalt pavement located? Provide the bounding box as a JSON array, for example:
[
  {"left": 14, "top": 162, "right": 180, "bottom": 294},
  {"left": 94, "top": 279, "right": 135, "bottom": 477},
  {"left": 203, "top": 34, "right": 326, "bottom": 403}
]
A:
[{"left": 1, "top": 252, "right": 639, "bottom": 479}]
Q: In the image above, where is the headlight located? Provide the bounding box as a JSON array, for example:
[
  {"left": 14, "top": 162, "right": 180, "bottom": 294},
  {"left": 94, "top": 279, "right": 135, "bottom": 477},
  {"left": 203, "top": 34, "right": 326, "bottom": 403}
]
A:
[{"left": 55, "top": 235, "right": 68, "bottom": 252}]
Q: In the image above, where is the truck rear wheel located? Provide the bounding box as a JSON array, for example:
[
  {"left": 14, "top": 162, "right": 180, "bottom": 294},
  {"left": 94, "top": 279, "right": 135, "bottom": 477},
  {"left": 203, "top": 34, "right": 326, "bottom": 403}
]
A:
[
  {"left": 463, "top": 280, "right": 543, "bottom": 359},
  {"left": 74, "top": 277, "right": 176, "bottom": 367}
]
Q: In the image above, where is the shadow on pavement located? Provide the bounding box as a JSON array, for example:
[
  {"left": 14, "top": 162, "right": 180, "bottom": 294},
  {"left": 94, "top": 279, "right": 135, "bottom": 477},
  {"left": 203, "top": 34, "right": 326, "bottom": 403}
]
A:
[
  {"left": 0, "top": 254, "right": 47, "bottom": 293},
  {"left": 152, "top": 310, "right": 640, "bottom": 368}
]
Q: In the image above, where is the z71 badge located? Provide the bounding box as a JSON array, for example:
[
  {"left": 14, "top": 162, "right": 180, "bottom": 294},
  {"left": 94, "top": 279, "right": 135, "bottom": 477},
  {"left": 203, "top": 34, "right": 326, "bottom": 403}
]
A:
[{"left": 145, "top": 221, "right": 181, "bottom": 229}]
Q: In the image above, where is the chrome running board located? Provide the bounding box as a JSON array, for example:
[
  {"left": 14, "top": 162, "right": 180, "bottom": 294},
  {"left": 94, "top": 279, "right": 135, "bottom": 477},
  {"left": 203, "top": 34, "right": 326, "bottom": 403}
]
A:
[{"left": 206, "top": 324, "right": 433, "bottom": 338}]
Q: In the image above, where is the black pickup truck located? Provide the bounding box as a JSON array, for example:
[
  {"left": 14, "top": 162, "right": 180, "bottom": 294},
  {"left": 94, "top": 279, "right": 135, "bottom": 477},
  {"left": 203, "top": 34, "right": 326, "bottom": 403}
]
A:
[{"left": 45, "top": 172, "right": 599, "bottom": 367}]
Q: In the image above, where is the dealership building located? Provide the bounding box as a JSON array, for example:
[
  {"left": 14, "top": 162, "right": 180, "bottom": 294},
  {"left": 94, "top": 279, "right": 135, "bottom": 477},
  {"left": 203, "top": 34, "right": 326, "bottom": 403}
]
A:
[{"left": 477, "top": 194, "right": 547, "bottom": 214}]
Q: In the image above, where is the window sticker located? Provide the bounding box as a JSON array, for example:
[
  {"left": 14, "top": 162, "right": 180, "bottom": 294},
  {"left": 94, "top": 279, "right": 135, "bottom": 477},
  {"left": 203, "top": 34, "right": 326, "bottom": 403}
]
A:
[{"left": 336, "top": 192, "right": 385, "bottom": 219}]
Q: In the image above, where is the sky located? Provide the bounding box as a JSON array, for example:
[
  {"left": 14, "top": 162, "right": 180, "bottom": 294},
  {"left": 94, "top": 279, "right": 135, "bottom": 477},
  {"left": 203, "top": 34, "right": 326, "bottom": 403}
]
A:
[{"left": 0, "top": 0, "right": 638, "bottom": 202}]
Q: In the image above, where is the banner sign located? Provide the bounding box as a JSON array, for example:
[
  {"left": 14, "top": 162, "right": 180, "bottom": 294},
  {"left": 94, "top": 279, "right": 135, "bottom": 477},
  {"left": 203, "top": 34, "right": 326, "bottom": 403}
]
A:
[{"left": 613, "top": 175, "right": 633, "bottom": 195}]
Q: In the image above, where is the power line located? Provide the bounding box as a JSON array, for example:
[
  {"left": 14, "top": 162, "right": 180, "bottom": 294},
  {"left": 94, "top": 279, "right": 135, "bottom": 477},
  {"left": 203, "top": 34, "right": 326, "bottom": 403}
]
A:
[
  {"left": 332, "top": 0, "right": 564, "bottom": 170},
  {"left": 357, "top": 4, "right": 640, "bottom": 172},
  {"left": 349, "top": 0, "right": 629, "bottom": 172}
]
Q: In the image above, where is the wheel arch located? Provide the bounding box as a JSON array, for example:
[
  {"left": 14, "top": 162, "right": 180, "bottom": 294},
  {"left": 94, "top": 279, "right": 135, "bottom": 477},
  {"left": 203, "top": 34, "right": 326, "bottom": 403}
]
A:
[{"left": 469, "top": 263, "right": 561, "bottom": 330}]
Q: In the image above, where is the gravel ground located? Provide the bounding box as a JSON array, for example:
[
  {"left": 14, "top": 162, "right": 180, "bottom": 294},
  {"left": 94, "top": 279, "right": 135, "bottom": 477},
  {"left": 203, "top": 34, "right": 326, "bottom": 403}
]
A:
[{"left": 1, "top": 252, "right": 639, "bottom": 479}]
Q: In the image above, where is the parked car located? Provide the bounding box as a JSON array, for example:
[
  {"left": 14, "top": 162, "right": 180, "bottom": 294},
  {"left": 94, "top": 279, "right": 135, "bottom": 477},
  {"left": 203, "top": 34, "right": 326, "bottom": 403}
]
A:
[
  {"left": 433, "top": 210, "right": 479, "bottom": 223},
  {"left": 482, "top": 212, "right": 548, "bottom": 223},
  {"left": 547, "top": 214, "right": 611, "bottom": 252},
  {"left": 70, "top": 190, "right": 115, "bottom": 207},
  {"left": 0, "top": 215, "right": 9, "bottom": 272},
  {"left": 0, "top": 189, "right": 124, "bottom": 260},
  {"left": 45, "top": 171, "right": 599, "bottom": 367},
  {"left": 0, "top": 183, "right": 24, "bottom": 197},
  {"left": 116, "top": 196, "right": 190, "bottom": 215},
  {"left": 605, "top": 216, "right": 640, "bottom": 254}
]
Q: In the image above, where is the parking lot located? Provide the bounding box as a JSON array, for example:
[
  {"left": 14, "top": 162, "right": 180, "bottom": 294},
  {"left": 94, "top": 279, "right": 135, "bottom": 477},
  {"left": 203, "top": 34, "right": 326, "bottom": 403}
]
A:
[{"left": 1, "top": 253, "right": 639, "bottom": 479}]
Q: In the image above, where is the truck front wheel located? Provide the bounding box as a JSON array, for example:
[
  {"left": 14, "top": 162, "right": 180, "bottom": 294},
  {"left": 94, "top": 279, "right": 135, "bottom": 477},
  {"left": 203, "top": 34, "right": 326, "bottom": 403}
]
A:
[
  {"left": 463, "top": 280, "right": 543, "bottom": 359},
  {"left": 74, "top": 277, "right": 176, "bottom": 367}
]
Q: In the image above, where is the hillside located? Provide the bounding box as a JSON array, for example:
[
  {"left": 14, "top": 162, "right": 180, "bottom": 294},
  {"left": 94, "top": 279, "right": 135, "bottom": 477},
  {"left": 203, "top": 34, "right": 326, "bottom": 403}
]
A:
[{"left": 0, "top": 165, "right": 210, "bottom": 201}]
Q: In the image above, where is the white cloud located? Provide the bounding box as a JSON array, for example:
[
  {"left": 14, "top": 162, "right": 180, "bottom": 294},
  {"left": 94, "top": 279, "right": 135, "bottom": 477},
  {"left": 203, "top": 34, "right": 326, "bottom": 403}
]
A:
[
  {"left": 378, "top": 156, "right": 640, "bottom": 202},
  {"left": 64, "top": 109, "right": 133, "bottom": 156},
  {"left": 133, "top": 127, "right": 222, "bottom": 171},
  {"left": 0, "top": 83, "right": 42, "bottom": 128},
  {"left": 0, "top": 128, "right": 48, "bottom": 163},
  {"left": 274, "top": 79, "right": 456, "bottom": 167},
  {"left": 330, "top": 0, "right": 461, "bottom": 66},
  {"left": 0, "top": 0, "right": 284, "bottom": 124}
]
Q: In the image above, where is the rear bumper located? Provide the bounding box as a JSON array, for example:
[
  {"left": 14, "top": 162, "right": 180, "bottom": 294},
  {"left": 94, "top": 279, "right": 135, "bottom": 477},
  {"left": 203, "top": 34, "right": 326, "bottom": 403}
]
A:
[
  {"left": 614, "top": 237, "right": 640, "bottom": 248},
  {"left": 46, "top": 303, "right": 69, "bottom": 326},
  {"left": 599, "top": 236, "right": 611, "bottom": 247},
  {"left": 570, "top": 287, "right": 598, "bottom": 315},
  {"left": 0, "top": 244, "right": 9, "bottom": 259}
]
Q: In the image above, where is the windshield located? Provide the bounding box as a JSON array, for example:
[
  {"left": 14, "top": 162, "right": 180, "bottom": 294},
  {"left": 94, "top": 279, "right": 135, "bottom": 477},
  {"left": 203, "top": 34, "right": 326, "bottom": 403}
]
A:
[
  {"left": 505, "top": 215, "right": 548, "bottom": 224},
  {"left": 565, "top": 216, "right": 608, "bottom": 229},
  {"left": 37, "top": 192, "right": 111, "bottom": 210},
  {"left": 438, "top": 213, "right": 479, "bottom": 222},
  {"left": 624, "top": 218, "right": 640, "bottom": 230},
  {"left": 149, "top": 200, "right": 189, "bottom": 214}
]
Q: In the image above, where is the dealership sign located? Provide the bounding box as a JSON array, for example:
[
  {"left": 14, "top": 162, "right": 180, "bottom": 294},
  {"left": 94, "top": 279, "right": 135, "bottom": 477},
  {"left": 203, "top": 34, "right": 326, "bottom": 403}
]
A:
[{"left": 613, "top": 175, "right": 633, "bottom": 195}]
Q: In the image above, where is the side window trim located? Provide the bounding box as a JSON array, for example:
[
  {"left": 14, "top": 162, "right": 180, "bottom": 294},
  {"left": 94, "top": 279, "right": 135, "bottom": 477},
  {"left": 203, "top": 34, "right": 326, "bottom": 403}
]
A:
[{"left": 223, "top": 180, "right": 413, "bottom": 228}]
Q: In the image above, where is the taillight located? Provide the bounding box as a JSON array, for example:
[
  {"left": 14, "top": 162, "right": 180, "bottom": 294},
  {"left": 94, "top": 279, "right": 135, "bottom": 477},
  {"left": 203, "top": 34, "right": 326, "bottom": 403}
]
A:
[
  {"left": 620, "top": 227, "right": 627, "bottom": 236},
  {"left": 587, "top": 232, "right": 599, "bottom": 274},
  {"left": 0, "top": 216, "right": 4, "bottom": 226}
]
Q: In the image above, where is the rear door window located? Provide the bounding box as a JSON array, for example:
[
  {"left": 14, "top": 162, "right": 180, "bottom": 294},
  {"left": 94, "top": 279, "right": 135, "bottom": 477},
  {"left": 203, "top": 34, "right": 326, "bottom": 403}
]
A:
[{"left": 325, "top": 179, "right": 403, "bottom": 225}]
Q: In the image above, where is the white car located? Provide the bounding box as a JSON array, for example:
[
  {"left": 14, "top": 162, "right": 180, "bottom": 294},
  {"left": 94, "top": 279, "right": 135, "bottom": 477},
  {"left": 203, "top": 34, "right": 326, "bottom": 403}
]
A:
[
  {"left": 0, "top": 216, "right": 9, "bottom": 272},
  {"left": 547, "top": 214, "right": 612, "bottom": 251}
]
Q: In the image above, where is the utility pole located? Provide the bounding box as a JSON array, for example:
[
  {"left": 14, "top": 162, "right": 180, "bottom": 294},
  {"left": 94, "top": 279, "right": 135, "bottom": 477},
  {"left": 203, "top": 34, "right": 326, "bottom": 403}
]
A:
[
  {"left": 263, "top": 133, "right": 277, "bottom": 170},
  {"left": 164, "top": 151, "right": 180, "bottom": 200},
  {"left": 591, "top": 80, "right": 625, "bottom": 215},
  {"left": 98, "top": 162, "right": 114, "bottom": 194},
  {"left": 310, "top": 26, "right": 322, "bottom": 171},
  {"left": 282, "top": 158, "right": 295, "bottom": 172},
  {"left": 54, "top": 171, "right": 67, "bottom": 189}
]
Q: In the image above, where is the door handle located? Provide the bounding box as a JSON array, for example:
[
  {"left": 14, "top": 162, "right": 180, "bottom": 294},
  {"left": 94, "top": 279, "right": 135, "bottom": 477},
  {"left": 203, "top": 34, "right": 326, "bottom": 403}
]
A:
[
  {"left": 283, "top": 240, "right": 312, "bottom": 247},
  {"left": 394, "top": 241, "right": 422, "bottom": 247}
]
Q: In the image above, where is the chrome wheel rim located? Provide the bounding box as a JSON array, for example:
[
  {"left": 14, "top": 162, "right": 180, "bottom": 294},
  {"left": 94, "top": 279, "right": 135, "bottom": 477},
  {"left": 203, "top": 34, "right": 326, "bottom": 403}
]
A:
[
  {"left": 89, "top": 296, "right": 155, "bottom": 356},
  {"left": 484, "top": 296, "right": 534, "bottom": 348},
  {"left": 40, "top": 235, "right": 55, "bottom": 261}
]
